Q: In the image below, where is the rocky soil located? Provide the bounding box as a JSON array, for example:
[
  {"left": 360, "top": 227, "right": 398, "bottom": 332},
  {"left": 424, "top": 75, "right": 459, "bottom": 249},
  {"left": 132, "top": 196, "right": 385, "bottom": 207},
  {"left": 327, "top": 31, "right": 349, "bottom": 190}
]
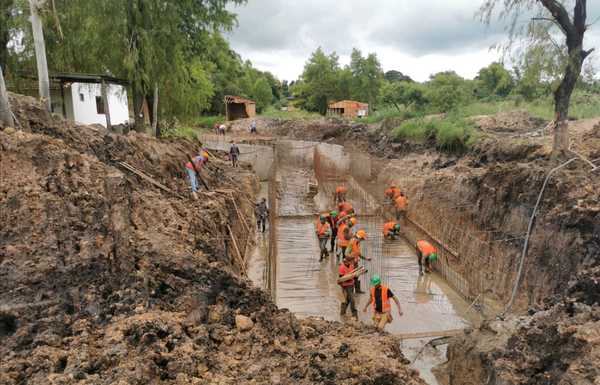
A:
[
  {"left": 0, "top": 94, "right": 425, "bottom": 385},
  {"left": 437, "top": 267, "right": 600, "bottom": 385}
]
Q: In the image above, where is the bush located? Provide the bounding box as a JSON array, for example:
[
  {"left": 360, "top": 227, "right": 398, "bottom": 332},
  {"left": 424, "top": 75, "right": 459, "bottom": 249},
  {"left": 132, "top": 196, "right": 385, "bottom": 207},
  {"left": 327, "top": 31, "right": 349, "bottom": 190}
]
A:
[
  {"left": 359, "top": 106, "right": 415, "bottom": 124},
  {"left": 392, "top": 116, "right": 476, "bottom": 153},
  {"left": 195, "top": 115, "right": 226, "bottom": 129}
]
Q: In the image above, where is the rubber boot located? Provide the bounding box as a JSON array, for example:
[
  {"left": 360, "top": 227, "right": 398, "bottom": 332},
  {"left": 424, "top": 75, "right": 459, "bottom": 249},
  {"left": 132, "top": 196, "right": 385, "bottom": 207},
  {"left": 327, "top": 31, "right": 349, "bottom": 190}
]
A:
[
  {"left": 191, "top": 192, "right": 198, "bottom": 200},
  {"left": 340, "top": 302, "right": 347, "bottom": 316},
  {"left": 354, "top": 279, "right": 365, "bottom": 294}
]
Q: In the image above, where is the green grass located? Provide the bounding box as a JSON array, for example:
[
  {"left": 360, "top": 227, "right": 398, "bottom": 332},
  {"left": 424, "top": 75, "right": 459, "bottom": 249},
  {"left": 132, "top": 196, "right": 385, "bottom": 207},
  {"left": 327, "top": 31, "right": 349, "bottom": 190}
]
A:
[
  {"left": 260, "top": 106, "right": 321, "bottom": 120},
  {"left": 356, "top": 106, "right": 415, "bottom": 124},
  {"left": 392, "top": 115, "right": 476, "bottom": 153},
  {"left": 161, "top": 125, "right": 204, "bottom": 140},
  {"left": 194, "top": 115, "right": 226, "bottom": 129}
]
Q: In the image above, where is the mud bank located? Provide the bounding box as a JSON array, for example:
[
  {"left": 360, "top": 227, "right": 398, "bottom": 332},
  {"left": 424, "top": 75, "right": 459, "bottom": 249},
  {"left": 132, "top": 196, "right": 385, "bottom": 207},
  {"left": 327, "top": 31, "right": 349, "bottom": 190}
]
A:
[{"left": 0, "top": 94, "right": 426, "bottom": 385}]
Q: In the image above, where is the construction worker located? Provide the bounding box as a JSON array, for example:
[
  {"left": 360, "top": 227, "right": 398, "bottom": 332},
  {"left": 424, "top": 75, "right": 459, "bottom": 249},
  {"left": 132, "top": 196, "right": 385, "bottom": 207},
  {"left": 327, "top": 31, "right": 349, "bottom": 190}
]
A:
[
  {"left": 185, "top": 150, "right": 208, "bottom": 199},
  {"left": 416, "top": 240, "right": 438, "bottom": 275},
  {"left": 229, "top": 141, "right": 240, "bottom": 167},
  {"left": 335, "top": 185, "right": 348, "bottom": 203},
  {"left": 327, "top": 210, "right": 339, "bottom": 253},
  {"left": 338, "top": 256, "right": 358, "bottom": 319},
  {"left": 384, "top": 185, "right": 401, "bottom": 203},
  {"left": 394, "top": 193, "right": 408, "bottom": 221},
  {"left": 255, "top": 198, "right": 269, "bottom": 233},
  {"left": 346, "top": 230, "right": 371, "bottom": 294},
  {"left": 250, "top": 120, "right": 257, "bottom": 134},
  {"left": 337, "top": 217, "right": 356, "bottom": 260},
  {"left": 316, "top": 214, "right": 332, "bottom": 261},
  {"left": 383, "top": 222, "right": 401, "bottom": 240},
  {"left": 338, "top": 201, "right": 354, "bottom": 216},
  {"left": 362, "top": 275, "right": 403, "bottom": 331}
]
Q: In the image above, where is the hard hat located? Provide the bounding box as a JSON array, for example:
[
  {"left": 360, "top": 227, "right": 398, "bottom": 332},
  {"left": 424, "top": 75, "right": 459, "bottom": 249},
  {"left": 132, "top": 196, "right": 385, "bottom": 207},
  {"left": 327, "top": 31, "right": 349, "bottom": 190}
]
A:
[
  {"left": 356, "top": 230, "right": 367, "bottom": 239},
  {"left": 350, "top": 217, "right": 357, "bottom": 226},
  {"left": 394, "top": 224, "right": 401, "bottom": 231},
  {"left": 330, "top": 210, "right": 338, "bottom": 217},
  {"left": 319, "top": 215, "right": 327, "bottom": 221},
  {"left": 428, "top": 253, "right": 438, "bottom": 262},
  {"left": 202, "top": 151, "right": 209, "bottom": 159},
  {"left": 371, "top": 275, "right": 381, "bottom": 286}
]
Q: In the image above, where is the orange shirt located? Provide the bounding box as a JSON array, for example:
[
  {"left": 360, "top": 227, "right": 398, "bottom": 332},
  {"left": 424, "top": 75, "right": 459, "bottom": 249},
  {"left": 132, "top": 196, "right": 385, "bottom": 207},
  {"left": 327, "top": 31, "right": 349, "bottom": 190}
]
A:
[
  {"left": 383, "top": 222, "right": 398, "bottom": 236},
  {"left": 395, "top": 195, "right": 408, "bottom": 210},
  {"left": 315, "top": 221, "right": 330, "bottom": 238},
  {"left": 336, "top": 186, "right": 348, "bottom": 194},
  {"left": 417, "top": 240, "right": 436, "bottom": 256}
]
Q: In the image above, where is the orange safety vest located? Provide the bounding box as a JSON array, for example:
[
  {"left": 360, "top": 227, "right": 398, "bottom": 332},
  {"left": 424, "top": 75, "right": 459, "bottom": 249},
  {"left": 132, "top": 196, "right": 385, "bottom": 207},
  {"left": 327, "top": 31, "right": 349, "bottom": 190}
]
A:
[
  {"left": 383, "top": 222, "right": 397, "bottom": 236},
  {"left": 371, "top": 286, "right": 391, "bottom": 313},
  {"left": 395, "top": 195, "right": 408, "bottom": 210},
  {"left": 417, "top": 240, "right": 436, "bottom": 256},
  {"left": 385, "top": 187, "right": 401, "bottom": 199},
  {"left": 337, "top": 223, "right": 350, "bottom": 247},
  {"left": 316, "top": 221, "right": 330, "bottom": 237},
  {"left": 338, "top": 201, "right": 353, "bottom": 213},
  {"left": 336, "top": 186, "right": 348, "bottom": 194},
  {"left": 339, "top": 262, "right": 355, "bottom": 287},
  {"left": 347, "top": 238, "right": 361, "bottom": 262}
]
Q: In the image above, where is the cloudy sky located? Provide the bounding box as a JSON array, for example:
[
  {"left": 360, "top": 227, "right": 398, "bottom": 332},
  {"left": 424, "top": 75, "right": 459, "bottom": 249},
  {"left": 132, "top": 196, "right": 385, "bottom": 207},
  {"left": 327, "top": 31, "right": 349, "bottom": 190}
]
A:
[{"left": 226, "top": 0, "right": 600, "bottom": 82}]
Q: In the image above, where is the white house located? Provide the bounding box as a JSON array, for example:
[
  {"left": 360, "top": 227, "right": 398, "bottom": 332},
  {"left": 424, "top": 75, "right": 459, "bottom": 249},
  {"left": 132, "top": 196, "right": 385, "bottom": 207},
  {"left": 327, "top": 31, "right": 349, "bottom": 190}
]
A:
[{"left": 51, "top": 74, "right": 130, "bottom": 128}]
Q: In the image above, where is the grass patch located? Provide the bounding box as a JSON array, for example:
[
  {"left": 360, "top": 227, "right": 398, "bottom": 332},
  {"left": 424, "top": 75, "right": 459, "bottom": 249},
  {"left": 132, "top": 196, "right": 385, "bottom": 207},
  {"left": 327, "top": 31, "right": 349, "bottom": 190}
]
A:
[
  {"left": 392, "top": 115, "right": 476, "bottom": 153},
  {"left": 357, "top": 106, "right": 414, "bottom": 124},
  {"left": 194, "top": 115, "right": 226, "bottom": 129},
  {"left": 161, "top": 125, "right": 202, "bottom": 140}
]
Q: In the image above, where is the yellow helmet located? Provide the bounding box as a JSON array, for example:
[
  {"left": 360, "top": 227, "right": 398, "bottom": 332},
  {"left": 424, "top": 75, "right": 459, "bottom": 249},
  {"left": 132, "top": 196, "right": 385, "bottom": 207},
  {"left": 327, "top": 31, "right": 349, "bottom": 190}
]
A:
[
  {"left": 350, "top": 217, "right": 357, "bottom": 226},
  {"left": 356, "top": 230, "right": 367, "bottom": 239}
]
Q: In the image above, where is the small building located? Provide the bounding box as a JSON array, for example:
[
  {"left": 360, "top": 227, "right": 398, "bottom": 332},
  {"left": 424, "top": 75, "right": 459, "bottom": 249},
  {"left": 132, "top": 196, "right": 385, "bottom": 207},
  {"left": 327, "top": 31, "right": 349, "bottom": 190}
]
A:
[
  {"left": 51, "top": 73, "right": 130, "bottom": 128},
  {"left": 224, "top": 95, "right": 256, "bottom": 121},
  {"left": 327, "top": 100, "right": 369, "bottom": 119}
]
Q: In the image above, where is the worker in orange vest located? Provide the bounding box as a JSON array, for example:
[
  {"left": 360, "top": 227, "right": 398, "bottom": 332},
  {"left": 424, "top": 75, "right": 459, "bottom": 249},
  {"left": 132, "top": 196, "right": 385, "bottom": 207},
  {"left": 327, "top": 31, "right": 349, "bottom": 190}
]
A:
[
  {"left": 315, "top": 215, "right": 332, "bottom": 261},
  {"left": 384, "top": 185, "right": 401, "bottom": 202},
  {"left": 335, "top": 185, "right": 348, "bottom": 203},
  {"left": 416, "top": 240, "right": 438, "bottom": 275},
  {"left": 362, "top": 274, "right": 403, "bottom": 330},
  {"left": 338, "top": 256, "right": 358, "bottom": 319},
  {"left": 337, "top": 217, "right": 357, "bottom": 260},
  {"left": 383, "top": 222, "right": 401, "bottom": 240},
  {"left": 394, "top": 193, "right": 408, "bottom": 221},
  {"left": 346, "top": 230, "right": 371, "bottom": 294},
  {"left": 338, "top": 201, "right": 354, "bottom": 216}
]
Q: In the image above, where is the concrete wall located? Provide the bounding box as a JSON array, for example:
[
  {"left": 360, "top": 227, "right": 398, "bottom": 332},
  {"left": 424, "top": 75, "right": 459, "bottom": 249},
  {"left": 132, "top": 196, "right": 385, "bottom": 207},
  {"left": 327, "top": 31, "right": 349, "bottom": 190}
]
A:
[
  {"left": 66, "top": 83, "right": 129, "bottom": 127},
  {"left": 202, "top": 138, "right": 274, "bottom": 181}
]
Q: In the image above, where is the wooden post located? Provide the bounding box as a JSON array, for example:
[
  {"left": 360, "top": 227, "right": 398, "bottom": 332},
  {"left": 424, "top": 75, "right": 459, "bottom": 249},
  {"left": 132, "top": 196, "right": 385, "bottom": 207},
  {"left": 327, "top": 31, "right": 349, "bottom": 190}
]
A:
[
  {"left": 29, "top": 0, "right": 51, "bottom": 112},
  {"left": 100, "top": 80, "right": 112, "bottom": 130},
  {"left": 0, "top": 65, "right": 14, "bottom": 127},
  {"left": 152, "top": 83, "right": 158, "bottom": 136}
]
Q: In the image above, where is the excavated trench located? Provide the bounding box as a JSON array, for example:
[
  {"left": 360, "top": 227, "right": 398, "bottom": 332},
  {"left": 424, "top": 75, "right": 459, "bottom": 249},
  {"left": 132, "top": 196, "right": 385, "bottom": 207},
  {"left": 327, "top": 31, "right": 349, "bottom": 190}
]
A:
[{"left": 199, "top": 137, "right": 485, "bottom": 385}]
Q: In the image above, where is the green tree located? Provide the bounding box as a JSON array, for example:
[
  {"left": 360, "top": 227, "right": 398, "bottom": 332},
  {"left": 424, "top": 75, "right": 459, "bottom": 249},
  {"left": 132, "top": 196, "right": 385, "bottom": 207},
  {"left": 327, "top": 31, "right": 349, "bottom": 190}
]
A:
[
  {"left": 252, "top": 77, "right": 273, "bottom": 112},
  {"left": 349, "top": 48, "right": 384, "bottom": 112},
  {"left": 384, "top": 70, "right": 413, "bottom": 83},
  {"left": 380, "top": 80, "right": 427, "bottom": 111},
  {"left": 481, "top": 0, "right": 595, "bottom": 153},
  {"left": 296, "top": 47, "right": 342, "bottom": 114},
  {"left": 426, "top": 71, "right": 473, "bottom": 112},
  {"left": 476, "top": 62, "right": 513, "bottom": 98}
]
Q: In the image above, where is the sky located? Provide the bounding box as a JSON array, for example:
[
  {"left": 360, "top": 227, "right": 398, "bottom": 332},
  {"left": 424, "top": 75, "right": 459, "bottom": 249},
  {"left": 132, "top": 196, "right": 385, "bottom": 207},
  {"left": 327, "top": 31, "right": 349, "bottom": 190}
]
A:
[{"left": 226, "top": 0, "right": 600, "bottom": 82}]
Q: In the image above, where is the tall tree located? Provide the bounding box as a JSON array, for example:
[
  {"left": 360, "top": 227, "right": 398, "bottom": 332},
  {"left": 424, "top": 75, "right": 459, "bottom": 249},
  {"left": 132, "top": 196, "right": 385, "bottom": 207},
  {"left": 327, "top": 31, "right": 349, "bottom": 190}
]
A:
[
  {"left": 0, "top": 0, "right": 15, "bottom": 70},
  {"left": 349, "top": 49, "right": 384, "bottom": 112},
  {"left": 296, "top": 48, "right": 342, "bottom": 114},
  {"left": 481, "top": 0, "right": 595, "bottom": 153},
  {"left": 0, "top": 64, "right": 14, "bottom": 126},
  {"left": 29, "top": 0, "right": 51, "bottom": 111}
]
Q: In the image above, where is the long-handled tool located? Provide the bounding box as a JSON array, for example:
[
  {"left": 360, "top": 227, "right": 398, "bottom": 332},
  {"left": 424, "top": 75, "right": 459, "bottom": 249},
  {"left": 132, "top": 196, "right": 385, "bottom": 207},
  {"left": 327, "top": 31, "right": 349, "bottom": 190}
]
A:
[{"left": 187, "top": 153, "right": 209, "bottom": 190}]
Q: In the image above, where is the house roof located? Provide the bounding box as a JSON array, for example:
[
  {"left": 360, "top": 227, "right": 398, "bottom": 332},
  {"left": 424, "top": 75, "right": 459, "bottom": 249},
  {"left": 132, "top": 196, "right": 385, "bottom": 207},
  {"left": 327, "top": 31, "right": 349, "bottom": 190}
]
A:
[
  {"left": 328, "top": 100, "right": 369, "bottom": 108},
  {"left": 224, "top": 95, "right": 256, "bottom": 104},
  {"left": 51, "top": 73, "right": 129, "bottom": 86}
]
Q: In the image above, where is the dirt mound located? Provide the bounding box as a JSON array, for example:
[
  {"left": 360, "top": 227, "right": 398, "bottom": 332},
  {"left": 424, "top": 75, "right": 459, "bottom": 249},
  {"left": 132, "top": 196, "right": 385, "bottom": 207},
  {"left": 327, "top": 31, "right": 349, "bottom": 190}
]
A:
[
  {"left": 0, "top": 94, "right": 425, "bottom": 384},
  {"left": 472, "top": 110, "right": 547, "bottom": 134},
  {"left": 438, "top": 267, "right": 600, "bottom": 385}
]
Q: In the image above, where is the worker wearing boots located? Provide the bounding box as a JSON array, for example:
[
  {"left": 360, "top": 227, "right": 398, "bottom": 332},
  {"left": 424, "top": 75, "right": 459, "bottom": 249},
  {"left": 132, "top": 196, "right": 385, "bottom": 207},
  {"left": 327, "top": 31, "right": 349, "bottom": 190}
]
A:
[
  {"left": 346, "top": 230, "right": 371, "bottom": 294},
  {"left": 229, "top": 141, "right": 240, "bottom": 167},
  {"left": 338, "top": 256, "right": 358, "bottom": 319},
  {"left": 255, "top": 198, "right": 269, "bottom": 233},
  {"left": 416, "top": 240, "right": 438, "bottom": 275},
  {"left": 337, "top": 217, "right": 356, "bottom": 261},
  {"left": 363, "top": 275, "right": 403, "bottom": 331},
  {"left": 327, "top": 210, "right": 339, "bottom": 253},
  {"left": 394, "top": 192, "right": 408, "bottom": 221},
  {"left": 316, "top": 214, "right": 332, "bottom": 261},
  {"left": 335, "top": 185, "right": 348, "bottom": 203}
]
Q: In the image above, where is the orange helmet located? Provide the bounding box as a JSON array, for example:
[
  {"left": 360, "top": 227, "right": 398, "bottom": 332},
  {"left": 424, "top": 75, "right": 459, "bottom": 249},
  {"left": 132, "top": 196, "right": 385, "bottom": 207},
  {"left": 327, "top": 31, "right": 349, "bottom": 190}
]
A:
[
  {"left": 350, "top": 217, "right": 357, "bottom": 226},
  {"left": 202, "top": 151, "right": 209, "bottom": 159},
  {"left": 356, "top": 230, "right": 367, "bottom": 239}
]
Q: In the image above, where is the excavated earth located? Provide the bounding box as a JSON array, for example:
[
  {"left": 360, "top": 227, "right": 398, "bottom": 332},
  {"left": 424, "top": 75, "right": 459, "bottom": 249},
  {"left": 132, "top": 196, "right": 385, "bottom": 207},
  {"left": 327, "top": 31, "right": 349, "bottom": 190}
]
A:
[
  {"left": 230, "top": 113, "right": 600, "bottom": 384},
  {"left": 0, "top": 94, "right": 426, "bottom": 385}
]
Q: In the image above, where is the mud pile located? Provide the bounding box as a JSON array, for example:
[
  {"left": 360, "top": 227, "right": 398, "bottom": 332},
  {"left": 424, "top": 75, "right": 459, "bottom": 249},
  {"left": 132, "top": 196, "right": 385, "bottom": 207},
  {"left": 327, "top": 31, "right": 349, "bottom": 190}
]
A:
[
  {"left": 0, "top": 94, "right": 425, "bottom": 385},
  {"left": 471, "top": 110, "right": 546, "bottom": 134},
  {"left": 438, "top": 266, "right": 600, "bottom": 385}
]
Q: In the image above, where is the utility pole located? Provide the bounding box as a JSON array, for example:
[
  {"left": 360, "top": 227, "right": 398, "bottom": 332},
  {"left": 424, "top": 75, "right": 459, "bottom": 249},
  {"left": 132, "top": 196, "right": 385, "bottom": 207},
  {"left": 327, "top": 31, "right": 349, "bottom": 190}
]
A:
[
  {"left": 0, "top": 65, "right": 14, "bottom": 127},
  {"left": 29, "top": 0, "right": 51, "bottom": 112}
]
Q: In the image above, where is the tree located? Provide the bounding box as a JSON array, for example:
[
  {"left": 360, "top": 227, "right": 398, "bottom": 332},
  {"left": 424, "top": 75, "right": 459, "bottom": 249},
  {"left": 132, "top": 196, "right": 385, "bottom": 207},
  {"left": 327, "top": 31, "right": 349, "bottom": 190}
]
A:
[
  {"left": 0, "top": 64, "right": 14, "bottom": 126},
  {"left": 296, "top": 48, "right": 342, "bottom": 114},
  {"left": 349, "top": 49, "right": 384, "bottom": 112},
  {"left": 384, "top": 70, "right": 413, "bottom": 83},
  {"left": 426, "top": 71, "right": 473, "bottom": 112},
  {"left": 476, "top": 62, "right": 513, "bottom": 98},
  {"left": 481, "top": 0, "right": 595, "bottom": 153},
  {"left": 380, "top": 80, "right": 427, "bottom": 111},
  {"left": 0, "top": 0, "right": 15, "bottom": 70},
  {"left": 29, "top": 0, "right": 51, "bottom": 111}
]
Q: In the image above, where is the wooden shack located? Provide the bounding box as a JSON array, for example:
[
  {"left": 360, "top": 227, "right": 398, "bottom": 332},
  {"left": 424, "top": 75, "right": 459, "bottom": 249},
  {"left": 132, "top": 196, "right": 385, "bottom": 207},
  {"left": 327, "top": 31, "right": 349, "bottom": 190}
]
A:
[
  {"left": 327, "top": 100, "right": 369, "bottom": 119},
  {"left": 224, "top": 95, "right": 256, "bottom": 121}
]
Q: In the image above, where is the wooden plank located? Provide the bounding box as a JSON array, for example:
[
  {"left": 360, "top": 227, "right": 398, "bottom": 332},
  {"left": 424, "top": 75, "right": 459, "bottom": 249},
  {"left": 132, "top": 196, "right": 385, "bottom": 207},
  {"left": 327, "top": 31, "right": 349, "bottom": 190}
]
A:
[
  {"left": 397, "top": 329, "right": 464, "bottom": 340},
  {"left": 226, "top": 224, "right": 246, "bottom": 275},
  {"left": 118, "top": 161, "right": 184, "bottom": 199}
]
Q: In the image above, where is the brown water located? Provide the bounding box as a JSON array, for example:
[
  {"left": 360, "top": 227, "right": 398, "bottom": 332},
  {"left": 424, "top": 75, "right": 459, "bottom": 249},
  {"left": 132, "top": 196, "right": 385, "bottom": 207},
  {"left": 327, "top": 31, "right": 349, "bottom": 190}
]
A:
[{"left": 246, "top": 150, "right": 481, "bottom": 385}]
